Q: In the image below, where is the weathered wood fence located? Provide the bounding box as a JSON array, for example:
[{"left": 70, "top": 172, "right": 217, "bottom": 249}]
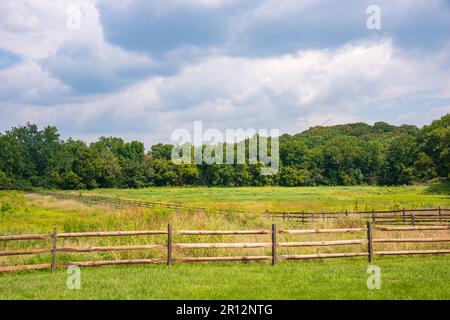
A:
[
  {"left": 266, "top": 207, "right": 450, "bottom": 225},
  {"left": 37, "top": 191, "right": 185, "bottom": 210},
  {"left": 1, "top": 224, "right": 449, "bottom": 273}
]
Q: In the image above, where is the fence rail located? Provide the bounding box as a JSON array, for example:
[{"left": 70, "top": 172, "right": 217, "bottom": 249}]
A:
[
  {"left": 36, "top": 191, "right": 192, "bottom": 211},
  {"left": 1, "top": 224, "right": 449, "bottom": 273},
  {"left": 266, "top": 207, "right": 450, "bottom": 225}
]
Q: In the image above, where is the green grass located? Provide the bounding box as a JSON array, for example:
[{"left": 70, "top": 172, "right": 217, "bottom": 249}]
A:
[
  {"left": 72, "top": 185, "right": 450, "bottom": 213},
  {"left": 1, "top": 187, "right": 449, "bottom": 300},
  {"left": 1, "top": 256, "right": 449, "bottom": 300}
]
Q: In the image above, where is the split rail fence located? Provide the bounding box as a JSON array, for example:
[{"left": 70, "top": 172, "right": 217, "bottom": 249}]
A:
[
  {"left": 37, "top": 191, "right": 185, "bottom": 210},
  {"left": 266, "top": 208, "right": 450, "bottom": 225},
  {"left": 1, "top": 224, "right": 449, "bottom": 273}
]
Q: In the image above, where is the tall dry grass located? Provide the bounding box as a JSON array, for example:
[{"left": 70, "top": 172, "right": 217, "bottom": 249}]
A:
[{"left": 0, "top": 193, "right": 449, "bottom": 268}]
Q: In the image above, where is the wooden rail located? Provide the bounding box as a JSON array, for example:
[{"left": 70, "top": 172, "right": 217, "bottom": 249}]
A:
[
  {"left": 174, "top": 242, "right": 272, "bottom": 249},
  {"left": 1, "top": 223, "right": 449, "bottom": 273},
  {"left": 278, "top": 239, "right": 366, "bottom": 247},
  {"left": 36, "top": 191, "right": 201, "bottom": 212},
  {"left": 59, "top": 244, "right": 166, "bottom": 253},
  {"left": 176, "top": 230, "right": 271, "bottom": 235},
  {"left": 279, "top": 228, "right": 367, "bottom": 234},
  {"left": 174, "top": 256, "right": 272, "bottom": 263},
  {"left": 58, "top": 230, "right": 167, "bottom": 238},
  {"left": 279, "top": 253, "right": 369, "bottom": 260},
  {"left": 69, "top": 259, "right": 166, "bottom": 267},
  {"left": 267, "top": 207, "right": 450, "bottom": 226},
  {"left": 0, "top": 234, "right": 52, "bottom": 241}
]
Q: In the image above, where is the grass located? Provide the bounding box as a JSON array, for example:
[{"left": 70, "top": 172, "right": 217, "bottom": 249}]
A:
[
  {"left": 0, "top": 256, "right": 449, "bottom": 300},
  {"left": 71, "top": 185, "right": 450, "bottom": 213},
  {"left": 1, "top": 189, "right": 449, "bottom": 268},
  {"left": 0, "top": 186, "right": 449, "bottom": 300}
]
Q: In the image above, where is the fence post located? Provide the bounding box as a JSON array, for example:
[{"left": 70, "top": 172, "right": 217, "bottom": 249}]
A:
[
  {"left": 411, "top": 214, "right": 415, "bottom": 226},
  {"left": 367, "top": 221, "right": 373, "bottom": 263},
  {"left": 372, "top": 209, "right": 376, "bottom": 224},
  {"left": 438, "top": 206, "right": 442, "bottom": 223},
  {"left": 51, "top": 226, "right": 57, "bottom": 273},
  {"left": 167, "top": 224, "right": 173, "bottom": 266},
  {"left": 301, "top": 211, "right": 305, "bottom": 224},
  {"left": 272, "top": 224, "right": 277, "bottom": 266},
  {"left": 402, "top": 208, "right": 406, "bottom": 224}
]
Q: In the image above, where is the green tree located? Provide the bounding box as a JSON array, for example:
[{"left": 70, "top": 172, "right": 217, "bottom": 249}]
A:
[{"left": 384, "top": 135, "right": 419, "bottom": 185}]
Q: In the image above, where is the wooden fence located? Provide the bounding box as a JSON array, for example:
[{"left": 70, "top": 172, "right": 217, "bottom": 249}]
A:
[
  {"left": 266, "top": 207, "right": 450, "bottom": 225},
  {"left": 1, "top": 224, "right": 449, "bottom": 273},
  {"left": 36, "top": 191, "right": 185, "bottom": 210}
]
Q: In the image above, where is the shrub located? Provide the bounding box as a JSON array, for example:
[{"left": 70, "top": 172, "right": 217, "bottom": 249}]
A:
[{"left": 0, "top": 201, "right": 13, "bottom": 212}]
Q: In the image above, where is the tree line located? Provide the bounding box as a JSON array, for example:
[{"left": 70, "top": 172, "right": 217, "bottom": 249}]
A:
[{"left": 0, "top": 114, "right": 448, "bottom": 190}]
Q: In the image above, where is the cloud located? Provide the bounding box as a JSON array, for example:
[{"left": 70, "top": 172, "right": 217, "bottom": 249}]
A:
[
  {"left": 0, "top": 61, "right": 70, "bottom": 104},
  {"left": 0, "top": 0, "right": 77, "bottom": 59},
  {"left": 3, "top": 39, "right": 449, "bottom": 148},
  {"left": 41, "top": 37, "right": 156, "bottom": 94},
  {"left": 97, "top": 0, "right": 450, "bottom": 58},
  {"left": 0, "top": 0, "right": 160, "bottom": 95},
  {"left": 97, "top": 0, "right": 249, "bottom": 54},
  {"left": 39, "top": 1, "right": 160, "bottom": 94},
  {"left": 1, "top": 1, "right": 450, "bottom": 147}
]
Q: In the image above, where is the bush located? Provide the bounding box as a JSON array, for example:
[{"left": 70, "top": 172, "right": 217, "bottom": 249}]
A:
[
  {"left": 60, "top": 171, "right": 85, "bottom": 190},
  {"left": 0, "top": 171, "right": 11, "bottom": 189},
  {"left": 0, "top": 201, "right": 13, "bottom": 212}
]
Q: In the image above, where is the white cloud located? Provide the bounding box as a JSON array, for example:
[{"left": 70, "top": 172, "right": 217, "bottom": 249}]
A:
[
  {"left": 1, "top": 1, "right": 450, "bottom": 147},
  {"left": 0, "top": 61, "right": 70, "bottom": 103},
  {"left": 3, "top": 38, "right": 449, "bottom": 147},
  {"left": 0, "top": 0, "right": 155, "bottom": 95}
]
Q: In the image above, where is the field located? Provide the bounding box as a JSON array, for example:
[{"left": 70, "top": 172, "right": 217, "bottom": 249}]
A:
[
  {"left": 0, "top": 185, "right": 449, "bottom": 300},
  {"left": 1, "top": 257, "right": 449, "bottom": 300},
  {"left": 73, "top": 185, "right": 449, "bottom": 213}
]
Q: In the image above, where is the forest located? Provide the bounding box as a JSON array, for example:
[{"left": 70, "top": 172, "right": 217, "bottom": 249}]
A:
[{"left": 0, "top": 114, "right": 448, "bottom": 190}]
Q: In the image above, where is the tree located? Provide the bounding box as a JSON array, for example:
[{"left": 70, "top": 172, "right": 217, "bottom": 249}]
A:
[
  {"left": 0, "top": 115, "right": 448, "bottom": 190},
  {"left": 149, "top": 143, "right": 173, "bottom": 160},
  {"left": 418, "top": 114, "right": 450, "bottom": 178},
  {"left": 384, "top": 135, "right": 419, "bottom": 185},
  {"left": 0, "top": 170, "right": 11, "bottom": 189},
  {"left": 280, "top": 166, "right": 313, "bottom": 186}
]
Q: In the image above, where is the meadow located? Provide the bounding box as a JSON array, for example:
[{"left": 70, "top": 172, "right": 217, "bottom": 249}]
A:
[
  {"left": 71, "top": 185, "right": 449, "bottom": 213},
  {"left": 0, "top": 185, "right": 449, "bottom": 300}
]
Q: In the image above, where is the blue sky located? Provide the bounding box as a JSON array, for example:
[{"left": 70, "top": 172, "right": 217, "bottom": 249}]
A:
[{"left": 0, "top": 0, "right": 449, "bottom": 146}]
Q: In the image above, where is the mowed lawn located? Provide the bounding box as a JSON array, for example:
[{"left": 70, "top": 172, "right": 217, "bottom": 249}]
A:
[
  {"left": 74, "top": 185, "right": 450, "bottom": 213},
  {"left": 1, "top": 256, "right": 449, "bottom": 300}
]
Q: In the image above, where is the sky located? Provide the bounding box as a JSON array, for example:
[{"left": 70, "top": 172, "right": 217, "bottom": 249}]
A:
[{"left": 1, "top": 0, "right": 450, "bottom": 147}]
